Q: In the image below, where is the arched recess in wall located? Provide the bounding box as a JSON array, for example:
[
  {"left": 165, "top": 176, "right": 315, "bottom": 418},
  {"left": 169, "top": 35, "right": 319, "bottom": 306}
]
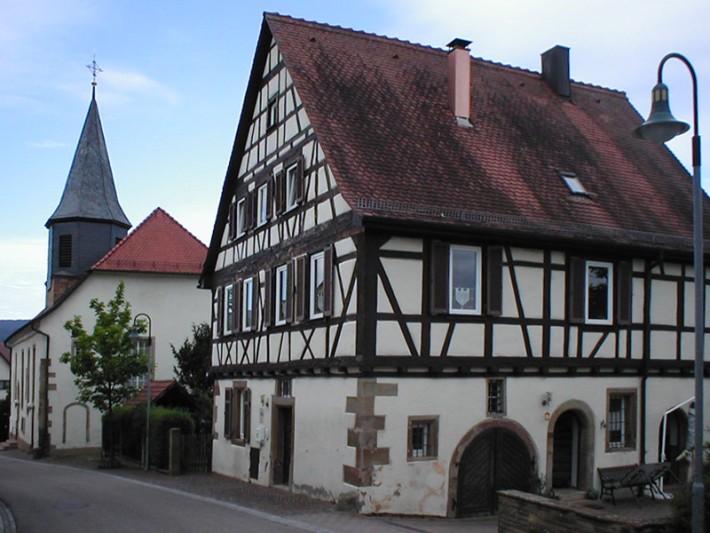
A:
[
  {"left": 63, "top": 402, "right": 90, "bottom": 445},
  {"left": 448, "top": 418, "right": 538, "bottom": 517},
  {"left": 545, "top": 400, "right": 595, "bottom": 494}
]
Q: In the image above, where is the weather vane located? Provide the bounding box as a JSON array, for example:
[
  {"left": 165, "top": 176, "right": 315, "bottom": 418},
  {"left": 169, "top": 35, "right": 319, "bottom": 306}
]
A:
[{"left": 86, "top": 56, "right": 103, "bottom": 87}]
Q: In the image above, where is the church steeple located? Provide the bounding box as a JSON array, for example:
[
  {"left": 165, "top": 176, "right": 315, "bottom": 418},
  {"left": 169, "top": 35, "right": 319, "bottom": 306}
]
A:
[{"left": 45, "top": 77, "right": 131, "bottom": 306}]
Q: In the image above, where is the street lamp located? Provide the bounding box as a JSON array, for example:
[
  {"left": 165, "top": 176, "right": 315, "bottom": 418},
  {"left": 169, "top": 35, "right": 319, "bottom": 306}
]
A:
[
  {"left": 130, "top": 313, "right": 152, "bottom": 471},
  {"left": 634, "top": 53, "right": 704, "bottom": 533}
]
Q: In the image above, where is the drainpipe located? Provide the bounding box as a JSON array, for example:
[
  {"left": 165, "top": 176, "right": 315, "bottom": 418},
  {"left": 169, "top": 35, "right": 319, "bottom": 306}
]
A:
[
  {"left": 640, "top": 374, "right": 648, "bottom": 465},
  {"left": 30, "top": 323, "right": 50, "bottom": 457}
]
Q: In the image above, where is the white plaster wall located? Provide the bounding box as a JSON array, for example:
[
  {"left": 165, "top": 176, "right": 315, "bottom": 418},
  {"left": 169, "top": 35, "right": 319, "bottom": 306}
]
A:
[{"left": 11, "top": 271, "right": 209, "bottom": 452}]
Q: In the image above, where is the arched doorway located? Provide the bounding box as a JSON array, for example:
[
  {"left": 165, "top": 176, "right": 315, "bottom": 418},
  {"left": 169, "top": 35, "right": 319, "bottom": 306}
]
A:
[
  {"left": 452, "top": 421, "right": 536, "bottom": 517},
  {"left": 545, "top": 401, "right": 595, "bottom": 494},
  {"left": 658, "top": 409, "right": 688, "bottom": 484},
  {"left": 552, "top": 411, "right": 581, "bottom": 489}
]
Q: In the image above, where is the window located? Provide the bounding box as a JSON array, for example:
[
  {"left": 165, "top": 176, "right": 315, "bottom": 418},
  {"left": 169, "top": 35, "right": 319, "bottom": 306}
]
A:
[
  {"left": 129, "top": 338, "right": 153, "bottom": 390},
  {"left": 225, "top": 382, "right": 251, "bottom": 445},
  {"left": 224, "top": 284, "right": 235, "bottom": 335},
  {"left": 449, "top": 245, "right": 481, "bottom": 314},
  {"left": 236, "top": 198, "right": 247, "bottom": 237},
  {"left": 275, "top": 264, "right": 291, "bottom": 325},
  {"left": 257, "top": 183, "right": 270, "bottom": 226},
  {"left": 407, "top": 416, "right": 438, "bottom": 460},
  {"left": 58, "top": 235, "right": 72, "bottom": 268},
  {"left": 285, "top": 161, "right": 300, "bottom": 211},
  {"left": 267, "top": 96, "right": 278, "bottom": 130},
  {"left": 586, "top": 261, "right": 613, "bottom": 324},
  {"left": 242, "top": 277, "right": 256, "bottom": 331},
  {"left": 569, "top": 259, "right": 630, "bottom": 325},
  {"left": 276, "top": 378, "right": 292, "bottom": 397},
  {"left": 606, "top": 390, "right": 637, "bottom": 450},
  {"left": 310, "top": 252, "right": 325, "bottom": 319},
  {"left": 560, "top": 171, "right": 588, "bottom": 196},
  {"left": 487, "top": 378, "right": 506, "bottom": 415}
]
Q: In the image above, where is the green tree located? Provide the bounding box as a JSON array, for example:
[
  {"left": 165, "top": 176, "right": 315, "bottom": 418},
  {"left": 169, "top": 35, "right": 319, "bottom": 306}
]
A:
[
  {"left": 61, "top": 281, "right": 148, "bottom": 466},
  {"left": 172, "top": 323, "right": 212, "bottom": 432}
]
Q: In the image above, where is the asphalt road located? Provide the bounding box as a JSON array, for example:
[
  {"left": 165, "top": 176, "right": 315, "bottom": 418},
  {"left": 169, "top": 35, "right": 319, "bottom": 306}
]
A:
[{"left": 0, "top": 455, "right": 330, "bottom": 533}]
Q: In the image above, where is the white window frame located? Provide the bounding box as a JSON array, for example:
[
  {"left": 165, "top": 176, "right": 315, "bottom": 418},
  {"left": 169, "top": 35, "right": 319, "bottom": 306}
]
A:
[
  {"left": 560, "top": 171, "right": 588, "bottom": 195},
  {"left": 448, "top": 245, "right": 482, "bottom": 315},
  {"left": 310, "top": 252, "right": 325, "bottom": 319},
  {"left": 236, "top": 198, "right": 247, "bottom": 237},
  {"left": 585, "top": 261, "right": 613, "bottom": 325},
  {"left": 285, "top": 162, "right": 299, "bottom": 211},
  {"left": 275, "top": 264, "right": 289, "bottom": 325},
  {"left": 257, "top": 183, "right": 269, "bottom": 227},
  {"left": 224, "top": 284, "right": 235, "bottom": 335},
  {"left": 242, "top": 277, "right": 254, "bottom": 331}
]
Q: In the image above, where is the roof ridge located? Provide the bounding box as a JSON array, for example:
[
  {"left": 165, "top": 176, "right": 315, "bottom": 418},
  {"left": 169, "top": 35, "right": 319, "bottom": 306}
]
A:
[
  {"left": 265, "top": 12, "right": 444, "bottom": 56},
  {"left": 266, "top": 12, "right": 625, "bottom": 96}
]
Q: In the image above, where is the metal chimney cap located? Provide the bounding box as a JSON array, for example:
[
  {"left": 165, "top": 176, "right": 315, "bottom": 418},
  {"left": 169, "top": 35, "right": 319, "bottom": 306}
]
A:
[{"left": 447, "top": 38, "right": 472, "bottom": 50}]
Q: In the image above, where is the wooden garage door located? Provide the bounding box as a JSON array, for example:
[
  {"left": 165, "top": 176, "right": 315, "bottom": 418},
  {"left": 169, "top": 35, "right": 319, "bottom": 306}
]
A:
[{"left": 456, "top": 427, "right": 532, "bottom": 516}]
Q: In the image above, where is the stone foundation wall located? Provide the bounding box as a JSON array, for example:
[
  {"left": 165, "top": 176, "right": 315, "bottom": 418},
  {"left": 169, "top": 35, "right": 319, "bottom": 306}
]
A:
[{"left": 498, "top": 490, "right": 671, "bottom": 533}]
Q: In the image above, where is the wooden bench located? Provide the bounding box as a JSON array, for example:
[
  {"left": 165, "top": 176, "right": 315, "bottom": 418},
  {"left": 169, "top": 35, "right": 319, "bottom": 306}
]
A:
[{"left": 597, "top": 462, "right": 672, "bottom": 505}]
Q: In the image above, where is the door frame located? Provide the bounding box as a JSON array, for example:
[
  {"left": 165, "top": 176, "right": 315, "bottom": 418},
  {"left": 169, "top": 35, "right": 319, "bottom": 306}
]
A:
[
  {"left": 448, "top": 418, "right": 537, "bottom": 517},
  {"left": 271, "top": 396, "right": 294, "bottom": 487},
  {"left": 545, "top": 400, "right": 595, "bottom": 494}
]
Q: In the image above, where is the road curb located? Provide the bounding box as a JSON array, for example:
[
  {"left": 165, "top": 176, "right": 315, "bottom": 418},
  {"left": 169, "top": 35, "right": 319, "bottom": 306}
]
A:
[{"left": 0, "top": 498, "right": 17, "bottom": 533}]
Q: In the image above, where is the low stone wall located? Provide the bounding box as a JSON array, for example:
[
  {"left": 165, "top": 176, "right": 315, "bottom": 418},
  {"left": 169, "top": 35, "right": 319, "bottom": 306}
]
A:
[{"left": 498, "top": 490, "right": 672, "bottom": 533}]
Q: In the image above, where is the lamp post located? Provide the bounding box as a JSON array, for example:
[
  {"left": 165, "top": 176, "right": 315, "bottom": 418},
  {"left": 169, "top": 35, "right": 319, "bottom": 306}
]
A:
[
  {"left": 634, "top": 53, "right": 704, "bottom": 533},
  {"left": 130, "top": 313, "right": 152, "bottom": 471}
]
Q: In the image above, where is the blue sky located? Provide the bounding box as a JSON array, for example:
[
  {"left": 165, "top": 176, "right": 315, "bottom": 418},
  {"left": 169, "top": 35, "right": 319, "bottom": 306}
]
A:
[{"left": 2, "top": 0, "right": 708, "bottom": 319}]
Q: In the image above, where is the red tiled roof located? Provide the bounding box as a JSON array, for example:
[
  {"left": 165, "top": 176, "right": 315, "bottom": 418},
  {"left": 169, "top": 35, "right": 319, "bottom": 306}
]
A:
[
  {"left": 124, "top": 379, "right": 178, "bottom": 406},
  {"left": 0, "top": 344, "right": 10, "bottom": 365},
  {"left": 262, "top": 14, "right": 707, "bottom": 249},
  {"left": 93, "top": 208, "right": 207, "bottom": 274}
]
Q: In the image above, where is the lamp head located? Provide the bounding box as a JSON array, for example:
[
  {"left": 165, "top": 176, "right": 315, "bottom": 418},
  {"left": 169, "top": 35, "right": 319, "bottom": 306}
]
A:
[{"left": 634, "top": 82, "right": 690, "bottom": 143}]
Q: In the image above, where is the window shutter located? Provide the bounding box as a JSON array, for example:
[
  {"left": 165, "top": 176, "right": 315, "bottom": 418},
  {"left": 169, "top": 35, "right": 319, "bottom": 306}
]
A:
[
  {"left": 323, "top": 246, "right": 334, "bottom": 317},
  {"left": 486, "top": 246, "right": 503, "bottom": 317},
  {"left": 245, "top": 192, "right": 255, "bottom": 231},
  {"left": 568, "top": 257, "right": 585, "bottom": 324},
  {"left": 285, "top": 261, "right": 294, "bottom": 323},
  {"left": 234, "top": 281, "right": 242, "bottom": 333},
  {"left": 216, "top": 287, "right": 224, "bottom": 336},
  {"left": 263, "top": 269, "right": 273, "bottom": 328},
  {"left": 266, "top": 179, "right": 273, "bottom": 219},
  {"left": 244, "top": 389, "right": 251, "bottom": 443},
  {"left": 231, "top": 390, "right": 240, "bottom": 441},
  {"left": 295, "top": 158, "right": 305, "bottom": 204},
  {"left": 295, "top": 255, "right": 307, "bottom": 322},
  {"left": 251, "top": 275, "right": 259, "bottom": 329},
  {"left": 616, "top": 261, "right": 632, "bottom": 325},
  {"left": 224, "top": 388, "right": 232, "bottom": 439},
  {"left": 228, "top": 202, "right": 237, "bottom": 240},
  {"left": 274, "top": 171, "right": 285, "bottom": 215},
  {"left": 430, "top": 241, "right": 449, "bottom": 315}
]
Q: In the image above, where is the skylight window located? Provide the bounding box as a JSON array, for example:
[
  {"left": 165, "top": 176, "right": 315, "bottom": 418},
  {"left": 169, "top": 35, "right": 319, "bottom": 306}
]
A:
[{"left": 560, "top": 172, "right": 588, "bottom": 196}]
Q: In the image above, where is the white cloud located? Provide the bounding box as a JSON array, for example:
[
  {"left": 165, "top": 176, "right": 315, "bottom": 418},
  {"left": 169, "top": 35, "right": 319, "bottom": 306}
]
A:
[
  {"left": 0, "top": 237, "right": 47, "bottom": 319},
  {"left": 102, "top": 69, "right": 182, "bottom": 105},
  {"left": 27, "top": 141, "right": 67, "bottom": 149}
]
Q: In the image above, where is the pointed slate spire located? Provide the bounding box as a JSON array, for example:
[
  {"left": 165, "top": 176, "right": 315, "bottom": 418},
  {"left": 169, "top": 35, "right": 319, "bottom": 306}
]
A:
[{"left": 46, "top": 90, "right": 130, "bottom": 228}]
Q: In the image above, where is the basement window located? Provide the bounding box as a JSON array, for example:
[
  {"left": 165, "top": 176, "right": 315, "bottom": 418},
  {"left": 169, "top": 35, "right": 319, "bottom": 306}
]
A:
[
  {"left": 407, "top": 416, "right": 438, "bottom": 461},
  {"left": 560, "top": 172, "right": 588, "bottom": 196}
]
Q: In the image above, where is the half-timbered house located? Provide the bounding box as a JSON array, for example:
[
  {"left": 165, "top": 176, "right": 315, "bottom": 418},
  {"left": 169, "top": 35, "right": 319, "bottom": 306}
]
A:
[{"left": 200, "top": 13, "right": 710, "bottom": 516}]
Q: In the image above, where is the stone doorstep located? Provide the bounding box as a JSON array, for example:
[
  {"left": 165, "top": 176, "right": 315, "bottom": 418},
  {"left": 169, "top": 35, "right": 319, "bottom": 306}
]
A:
[{"left": 0, "top": 440, "right": 17, "bottom": 451}]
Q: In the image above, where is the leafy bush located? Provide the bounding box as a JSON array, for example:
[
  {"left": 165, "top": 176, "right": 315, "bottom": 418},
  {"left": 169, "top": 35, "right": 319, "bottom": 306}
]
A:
[
  {"left": 670, "top": 443, "right": 710, "bottom": 532},
  {"left": 148, "top": 407, "right": 194, "bottom": 469}
]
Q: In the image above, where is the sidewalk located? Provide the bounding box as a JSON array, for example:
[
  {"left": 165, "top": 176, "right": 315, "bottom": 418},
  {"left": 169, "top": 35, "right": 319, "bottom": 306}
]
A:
[{"left": 0, "top": 450, "right": 497, "bottom": 533}]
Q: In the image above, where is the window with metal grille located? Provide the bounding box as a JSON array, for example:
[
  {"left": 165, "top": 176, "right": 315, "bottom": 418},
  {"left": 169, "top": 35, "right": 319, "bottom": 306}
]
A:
[
  {"left": 487, "top": 378, "right": 505, "bottom": 415},
  {"left": 606, "top": 390, "right": 637, "bottom": 450},
  {"left": 407, "top": 416, "right": 438, "bottom": 460},
  {"left": 58, "top": 235, "right": 72, "bottom": 268}
]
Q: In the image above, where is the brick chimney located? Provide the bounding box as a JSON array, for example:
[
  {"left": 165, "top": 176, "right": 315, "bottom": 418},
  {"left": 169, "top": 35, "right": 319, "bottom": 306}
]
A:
[
  {"left": 541, "top": 45, "right": 570, "bottom": 97},
  {"left": 447, "top": 38, "right": 472, "bottom": 127}
]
